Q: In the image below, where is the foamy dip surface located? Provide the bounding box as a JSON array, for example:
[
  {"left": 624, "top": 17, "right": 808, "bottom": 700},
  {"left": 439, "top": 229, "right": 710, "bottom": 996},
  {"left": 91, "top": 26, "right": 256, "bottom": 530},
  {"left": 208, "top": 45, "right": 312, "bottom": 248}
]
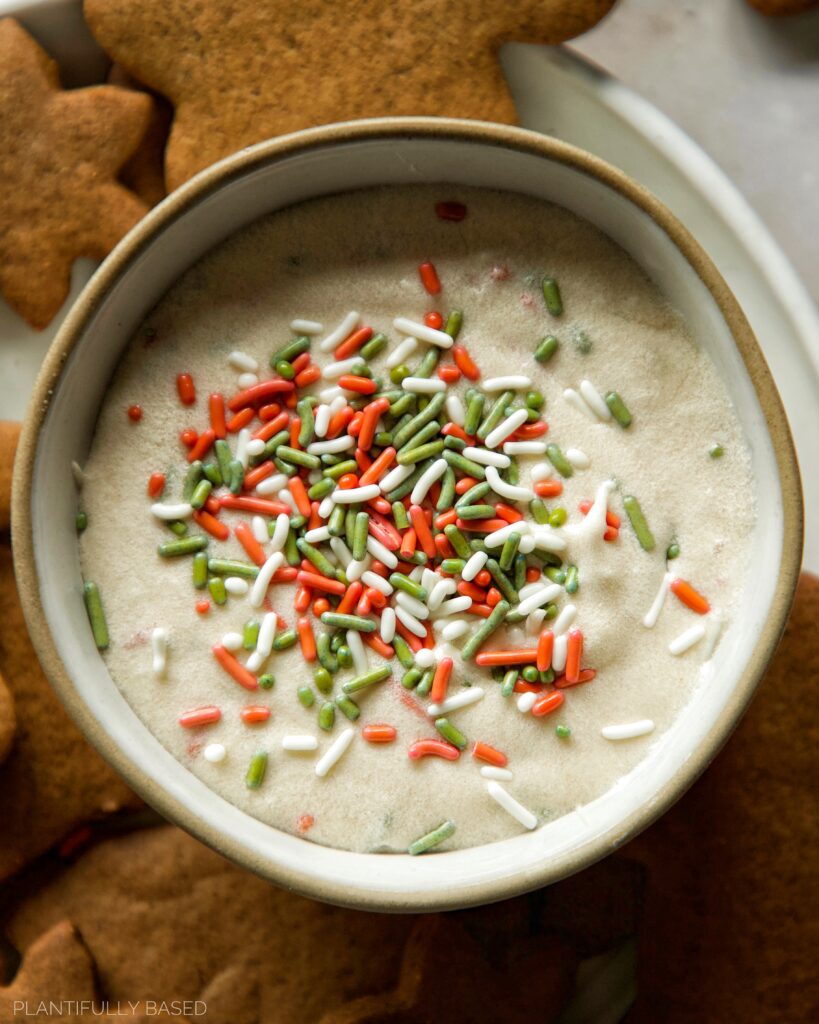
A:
[{"left": 78, "top": 185, "right": 755, "bottom": 853}]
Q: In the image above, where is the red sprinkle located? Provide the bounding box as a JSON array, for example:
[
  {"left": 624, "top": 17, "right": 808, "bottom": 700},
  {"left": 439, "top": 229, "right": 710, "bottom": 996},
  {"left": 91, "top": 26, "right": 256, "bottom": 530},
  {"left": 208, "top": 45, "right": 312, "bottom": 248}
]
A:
[
  {"left": 418, "top": 261, "right": 442, "bottom": 295},
  {"left": 532, "top": 691, "right": 565, "bottom": 717},
  {"left": 338, "top": 374, "right": 377, "bottom": 395},
  {"left": 187, "top": 428, "right": 216, "bottom": 462},
  {"left": 235, "top": 522, "right": 268, "bottom": 567},
  {"left": 147, "top": 472, "right": 166, "bottom": 498},
  {"left": 476, "top": 649, "right": 539, "bottom": 667},
  {"left": 180, "top": 427, "right": 198, "bottom": 448},
  {"left": 472, "top": 741, "right": 508, "bottom": 767},
  {"left": 127, "top": 404, "right": 143, "bottom": 422},
  {"left": 195, "top": 599, "right": 211, "bottom": 615},
  {"left": 176, "top": 373, "right": 196, "bottom": 405},
  {"left": 408, "top": 738, "right": 460, "bottom": 761},
  {"left": 193, "top": 509, "right": 230, "bottom": 541},
  {"left": 565, "top": 629, "right": 583, "bottom": 684},
  {"left": 209, "top": 393, "right": 227, "bottom": 437},
  {"left": 536, "top": 629, "right": 554, "bottom": 672},
  {"left": 424, "top": 311, "right": 444, "bottom": 330},
  {"left": 228, "top": 378, "right": 295, "bottom": 411},
  {"left": 212, "top": 645, "right": 258, "bottom": 691},
  {"left": 362, "top": 724, "right": 397, "bottom": 744},
  {"left": 226, "top": 407, "right": 255, "bottom": 433},
  {"left": 294, "top": 364, "right": 321, "bottom": 388},
  {"left": 435, "top": 200, "right": 467, "bottom": 222},
  {"left": 297, "top": 616, "right": 317, "bottom": 662},
  {"left": 241, "top": 705, "right": 271, "bottom": 724},
  {"left": 334, "top": 325, "right": 374, "bottom": 360},
  {"left": 452, "top": 345, "right": 481, "bottom": 381},
  {"left": 670, "top": 578, "right": 711, "bottom": 615},
  {"left": 555, "top": 668, "right": 597, "bottom": 690},
  {"left": 179, "top": 705, "right": 221, "bottom": 728},
  {"left": 438, "top": 365, "right": 461, "bottom": 384},
  {"left": 534, "top": 480, "right": 564, "bottom": 498},
  {"left": 430, "top": 657, "right": 453, "bottom": 704}
]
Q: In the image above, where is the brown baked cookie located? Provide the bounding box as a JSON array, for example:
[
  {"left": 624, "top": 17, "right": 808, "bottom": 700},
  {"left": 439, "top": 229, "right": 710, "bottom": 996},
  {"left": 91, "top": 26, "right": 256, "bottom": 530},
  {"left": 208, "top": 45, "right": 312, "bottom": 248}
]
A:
[
  {"left": 107, "top": 65, "right": 172, "bottom": 208},
  {"left": 624, "top": 572, "right": 819, "bottom": 1024},
  {"left": 0, "top": 422, "right": 19, "bottom": 534},
  {"left": 0, "top": 18, "right": 153, "bottom": 329},
  {"left": 745, "top": 0, "right": 818, "bottom": 14},
  {"left": 0, "top": 543, "right": 141, "bottom": 882},
  {"left": 84, "top": 0, "right": 618, "bottom": 191}
]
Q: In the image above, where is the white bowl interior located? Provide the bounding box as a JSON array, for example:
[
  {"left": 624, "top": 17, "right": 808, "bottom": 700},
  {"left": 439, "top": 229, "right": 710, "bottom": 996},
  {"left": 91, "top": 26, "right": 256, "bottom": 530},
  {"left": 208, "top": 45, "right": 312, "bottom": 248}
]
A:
[{"left": 30, "top": 132, "right": 782, "bottom": 905}]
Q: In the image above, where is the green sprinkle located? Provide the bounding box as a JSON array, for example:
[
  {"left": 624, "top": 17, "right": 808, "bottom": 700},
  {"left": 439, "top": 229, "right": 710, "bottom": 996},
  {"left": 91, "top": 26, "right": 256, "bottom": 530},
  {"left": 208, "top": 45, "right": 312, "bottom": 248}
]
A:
[
  {"left": 709, "top": 443, "right": 725, "bottom": 459},
  {"left": 388, "top": 393, "right": 416, "bottom": 417},
  {"left": 275, "top": 359, "right": 295, "bottom": 380},
  {"left": 335, "top": 694, "right": 361, "bottom": 721},
  {"left": 605, "top": 391, "right": 632, "bottom": 428},
  {"left": 182, "top": 461, "right": 203, "bottom": 501},
  {"left": 298, "top": 686, "right": 315, "bottom": 708},
  {"left": 415, "top": 667, "right": 435, "bottom": 696},
  {"left": 435, "top": 717, "right": 467, "bottom": 749},
  {"left": 444, "top": 309, "right": 463, "bottom": 338},
  {"left": 345, "top": 508, "right": 357, "bottom": 549},
  {"left": 463, "top": 392, "right": 485, "bottom": 435},
  {"left": 262, "top": 430, "right": 290, "bottom": 459},
  {"left": 396, "top": 439, "right": 445, "bottom": 465},
  {"left": 277, "top": 446, "right": 320, "bottom": 470},
  {"left": 374, "top": 431, "right": 393, "bottom": 447},
  {"left": 272, "top": 629, "right": 297, "bottom": 651},
  {"left": 352, "top": 511, "right": 369, "bottom": 561},
  {"left": 477, "top": 390, "right": 514, "bottom": 442},
  {"left": 402, "top": 550, "right": 428, "bottom": 566},
  {"left": 573, "top": 330, "right": 593, "bottom": 355},
  {"left": 499, "top": 532, "right": 521, "bottom": 572},
  {"left": 343, "top": 665, "right": 391, "bottom": 694},
  {"left": 440, "top": 558, "right": 465, "bottom": 574},
  {"left": 392, "top": 501, "right": 410, "bottom": 530},
  {"left": 514, "top": 554, "right": 527, "bottom": 592},
  {"left": 555, "top": 724, "right": 571, "bottom": 739},
  {"left": 539, "top": 668, "right": 555, "bottom": 684},
  {"left": 413, "top": 347, "right": 440, "bottom": 379},
  {"left": 456, "top": 480, "right": 491, "bottom": 508},
  {"left": 321, "top": 612, "right": 376, "bottom": 632},
  {"left": 564, "top": 564, "right": 579, "bottom": 594},
  {"left": 336, "top": 644, "right": 353, "bottom": 669},
  {"left": 189, "top": 478, "right": 212, "bottom": 510},
  {"left": 297, "top": 538, "right": 337, "bottom": 579},
  {"left": 245, "top": 751, "right": 268, "bottom": 789},
  {"left": 192, "top": 551, "right": 208, "bottom": 590},
  {"left": 392, "top": 392, "right": 446, "bottom": 448},
  {"left": 505, "top": 458, "right": 520, "bottom": 485},
  {"left": 390, "top": 364, "right": 410, "bottom": 385},
  {"left": 214, "top": 439, "right": 233, "bottom": 483},
  {"left": 623, "top": 495, "right": 656, "bottom": 551},
  {"left": 283, "top": 529, "right": 300, "bottom": 566},
  {"left": 360, "top": 332, "right": 387, "bottom": 360},
  {"left": 158, "top": 535, "right": 209, "bottom": 558},
  {"left": 325, "top": 506, "right": 344, "bottom": 538},
  {"left": 461, "top": 600, "right": 510, "bottom": 661},
  {"left": 501, "top": 669, "right": 517, "bottom": 698},
  {"left": 243, "top": 619, "right": 260, "bottom": 650},
  {"left": 308, "top": 476, "right": 336, "bottom": 500},
  {"left": 457, "top": 503, "right": 496, "bottom": 520},
  {"left": 259, "top": 673, "right": 275, "bottom": 690},
  {"left": 534, "top": 335, "right": 559, "bottom": 364},
  {"left": 297, "top": 398, "right": 316, "bottom": 446},
  {"left": 443, "top": 434, "right": 466, "bottom": 452},
  {"left": 75, "top": 511, "right": 88, "bottom": 532},
  {"left": 202, "top": 461, "right": 222, "bottom": 486},
  {"left": 318, "top": 701, "right": 335, "bottom": 730},
  {"left": 436, "top": 466, "right": 456, "bottom": 512},
  {"left": 389, "top": 573, "right": 427, "bottom": 602},
  {"left": 546, "top": 443, "right": 574, "bottom": 478},
  {"left": 82, "top": 581, "right": 109, "bottom": 650},
  {"left": 526, "top": 391, "right": 545, "bottom": 411},
  {"left": 442, "top": 449, "right": 486, "bottom": 479},
  {"left": 541, "top": 276, "right": 563, "bottom": 316},
  {"left": 168, "top": 520, "right": 188, "bottom": 536},
  {"left": 270, "top": 334, "right": 310, "bottom": 366},
  {"left": 402, "top": 667, "right": 422, "bottom": 689},
  {"left": 548, "top": 507, "right": 567, "bottom": 528},
  {"left": 521, "top": 665, "right": 539, "bottom": 683},
  {"left": 545, "top": 565, "right": 566, "bottom": 584},
  {"left": 316, "top": 633, "right": 338, "bottom": 673},
  {"left": 314, "top": 666, "right": 333, "bottom": 695},
  {"left": 385, "top": 460, "right": 433, "bottom": 502},
  {"left": 666, "top": 541, "right": 681, "bottom": 560},
  {"left": 443, "top": 524, "right": 472, "bottom": 559},
  {"left": 208, "top": 557, "right": 258, "bottom": 578},
  {"left": 393, "top": 635, "right": 415, "bottom": 671},
  {"left": 227, "top": 459, "right": 244, "bottom": 494},
  {"left": 408, "top": 819, "right": 456, "bottom": 856},
  {"left": 485, "top": 558, "right": 518, "bottom": 604},
  {"left": 208, "top": 577, "right": 227, "bottom": 605}
]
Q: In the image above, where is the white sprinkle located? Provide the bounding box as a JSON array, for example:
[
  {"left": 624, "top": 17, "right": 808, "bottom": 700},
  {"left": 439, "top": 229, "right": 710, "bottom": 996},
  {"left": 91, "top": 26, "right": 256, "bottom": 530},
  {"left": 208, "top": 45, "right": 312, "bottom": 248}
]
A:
[
  {"left": 319, "top": 385, "right": 345, "bottom": 403},
  {"left": 480, "top": 766, "right": 513, "bottom": 781},
  {"left": 290, "top": 318, "right": 323, "bottom": 335},
  {"left": 228, "top": 350, "right": 259, "bottom": 373},
  {"left": 441, "top": 620, "right": 469, "bottom": 641},
  {"left": 552, "top": 603, "right": 577, "bottom": 635},
  {"left": 151, "top": 502, "right": 193, "bottom": 521},
  {"left": 461, "top": 550, "right": 488, "bottom": 582},
  {"left": 552, "top": 633, "right": 568, "bottom": 672},
  {"left": 518, "top": 535, "right": 536, "bottom": 554},
  {"left": 402, "top": 376, "right": 446, "bottom": 394},
  {"left": 385, "top": 335, "right": 419, "bottom": 368},
  {"left": 151, "top": 627, "right": 168, "bottom": 678},
  {"left": 410, "top": 458, "right": 448, "bottom": 505},
  {"left": 277, "top": 488, "right": 298, "bottom": 514},
  {"left": 579, "top": 379, "right": 612, "bottom": 421},
  {"left": 346, "top": 558, "right": 367, "bottom": 582},
  {"left": 482, "top": 375, "right": 532, "bottom": 391},
  {"left": 462, "top": 446, "right": 510, "bottom": 469},
  {"left": 315, "top": 728, "right": 355, "bottom": 777},
  {"left": 247, "top": 611, "right": 277, "bottom": 671},
  {"left": 427, "top": 577, "right": 456, "bottom": 611},
  {"left": 380, "top": 606, "right": 396, "bottom": 644},
  {"left": 237, "top": 372, "right": 259, "bottom": 390},
  {"left": 307, "top": 435, "right": 355, "bottom": 455},
  {"left": 504, "top": 441, "right": 548, "bottom": 456},
  {"left": 530, "top": 463, "right": 553, "bottom": 483},
  {"left": 305, "top": 526, "right": 331, "bottom": 543},
  {"left": 366, "top": 535, "right": 398, "bottom": 568},
  {"left": 329, "top": 536, "right": 353, "bottom": 568},
  {"left": 643, "top": 572, "right": 673, "bottom": 628},
  {"left": 485, "top": 409, "right": 530, "bottom": 450},
  {"left": 395, "top": 591, "right": 429, "bottom": 619},
  {"left": 221, "top": 631, "right": 243, "bottom": 651},
  {"left": 427, "top": 687, "right": 485, "bottom": 716},
  {"left": 563, "top": 387, "right": 597, "bottom": 421},
  {"left": 519, "top": 581, "right": 546, "bottom": 600},
  {"left": 236, "top": 428, "right": 251, "bottom": 469},
  {"left": 517, "top": 691, "right": 537, "bottom": 713},
  {"left": 362, "top": 570, "right": 393, "bottom": 596},
  {"left": 71, "top": 461, "right": 86, "bottom": 488},
  {"left": 393, "top": 317, "right": 453, "bottom": 348},
  {"left": 486, "top": 781, "right": 537, "bottom": 830},
  {"left": 571, "top": 479, "right": 615, "bottom": 542},
  {"left": 224, "top": 577, "right": 250, "bottom": 596},
  {"left": 250, "top": 515, "right": 268, "bottom": 544},
  {"left": 379, "top": 463, "right": 414, "bottom": 493},
  {"left": 331, "top": 484, "right": 380, "bottom": 504},
  {"left": 395, "top": 605, "right": 427, "bottom": 638},
  {"left": 347, "top": 629, "right": 368, "bottom": 674},
  {"left": 669, "top": 623, "right": 707, "bottom": 656},
  {"left": 268, "top": 513, "right": 291, "bottom": 552},
  {"left": 321, "top": 357, "right": 361, "bottom": 380},
  {"left": 526, "top": 608, "right": 548, "bottom": 634},
  {"left": 313, "top": 404, "right": 331, "bottom": 437},
  {"left": 415, "top": 648, "right": 436, "bottom": 669},
  {"left": 485, "top": 465, "right": 534, "bottom": 502},
  {"left": 701, "top": 613, "right": 723, "bottom": 661},
  {"left": 203, "top": 743, "right": 226, "bottom": 763},
  {"left": 484, "top": 520, "right": 527, "bottom": 549},
  {"left": 435, "top": 595, "right": 473, "bottom": 617},
  {"left": 421, "top": 567, "right": 438, "bottom": 591},
  {"left": 282, "top": 735, "right": 319, "bottom": 752},
  {"left": 566, "top": 447, "right": 590, "bottom": 470},
  {"left": 255, "top": 473, "right": 289, "bottom": 496},
  {"left": 445, "top": 394, "right": 466, "bottom": 426},
  {"left": 516, "top": 583, "right": 562, "bottom": 617},
  {"left": 250, "top": 552, "right": 284, "bottom": 607},
  {"left": 318, "top": 495, "right": 336, "bottom": 519},
  {"left": 602, "top": 720, "right": 655, "bottom": 741},
  {"left": 530, "top": 528, "right": 568, "bottom": 554},
  {"left": 319, "top": 311, "right": 360, "bottom": 351}
]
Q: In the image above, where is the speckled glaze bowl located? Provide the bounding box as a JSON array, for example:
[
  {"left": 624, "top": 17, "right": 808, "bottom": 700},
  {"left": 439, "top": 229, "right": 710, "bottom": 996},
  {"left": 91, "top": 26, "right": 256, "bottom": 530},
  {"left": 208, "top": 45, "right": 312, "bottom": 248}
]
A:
[{"left": 12, "top": 118, "right": 802, "bottom": 911}]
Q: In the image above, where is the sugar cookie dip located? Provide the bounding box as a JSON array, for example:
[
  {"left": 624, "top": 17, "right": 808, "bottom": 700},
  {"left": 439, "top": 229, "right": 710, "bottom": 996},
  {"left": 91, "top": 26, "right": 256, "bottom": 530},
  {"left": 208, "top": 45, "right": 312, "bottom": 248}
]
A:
[{"left": 77, "top": 185, "right": 755, "bottom": 854}]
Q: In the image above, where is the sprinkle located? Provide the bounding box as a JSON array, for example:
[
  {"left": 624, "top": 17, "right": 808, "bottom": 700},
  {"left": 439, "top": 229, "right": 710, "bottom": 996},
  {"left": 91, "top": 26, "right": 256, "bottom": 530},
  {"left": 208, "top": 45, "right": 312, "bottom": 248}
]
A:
[
  {"left": 151, "top": 627, "right": 168, "bottom": 677},
  {"left": 179, "top": 706, "right": 221, "bottom": 728},
  {"left": 127, "top": 404, "right": 143, "bottom": 422},
  {"left": 605, "top": 391, "right": 633, "bottom": 428},
  {"left": 484, "top": 409, "right": 529, "bottom": 450},
  {"left": 482, "top": 375, "right": 532, "bottom": 392},
  {"left": 228, "top": 350, "right": 259, "bottom": 373},
  {"left": 331, "top": 484, "right": 381, "bottom": 504},
  {"left": 484, "top": 465, "right": 533, "bottom": 502},
  {"left": 290, "top": 318, "right": 323, "bottom": 335},
  {"left": 480, "top": 766, "right": 513, "bottom": 781},
  {"left": 410, "top": 458, "right": 448, "bottom": 506},
  {"left": 516, "top": 583, "right": 562, "bottom": 617},
  {"left": 552, "top": 603, "right": 577, "bottom": 636},
  {"left": 379, "top": 607, "right": 397, "bottom": 644},
  {"left": 415, "top": 648, "right": 436, "bottom": 669},
  {"left": 545, "top": 443, "right": 574, "bottom": 478},
  {"left": 203, "top": 743, "right": 226, "bottom": 763},
  {"left": 462, "top": 446, "right": 510, "bottom": 469},
  {"left": 282, "top": 735, "right": 319, "bottom": 751},
  {"left": 579, "top": 380, "right": 611, "bottom": 421},
  {"left": 268, "top": 513, "right": 291, "bottom": 552},
  {"left": 151, "top": 502, "right": 194, "bottom": 520},
  {"left": 408, "top": 738, "right": 460, "bottom": 761},
  {"left": 362, "top": 724, "right": 397, "bottom": 743},
  {"left": 212, "top": 645, "right": 258, "bottom": 691},
  {"left": 643, "top": 572, "right": 673, "bottom": 628},
  {"left": 534, "top": 336, "right": 559, "bottom": 363},
  {"left": 669, "top": 623, "right": 707, "bottom": 656},
  {"left": 541, "top": 276, "right": 563, "bottom": 316},
  {"left": 408, "top": 818, "right": 456, "bottom": 856},
  {"left": 343, "top": 665, "right": 391, "bottom": 694},
  {"left": 319, "top": 311, "right": 360, "bottom": 352},
  {"left": 315, "top": 728, "right": 355, "bottom": 777},
  {"left": 241, "top": 705, "right": 271, "bottom": 724},
  {"left": 245, "top": 751, "right": 268, "bottom": 788},
  {"left": 249, "top": 552, "right": 285, "bottom": 607},
  {"left": 486, "top": 781, "right": 537, "bottom": 830},
  {"left": 565, "top": 447, "right": 590, "bottom": 470},
  {"left": 82, "top": 581, "right": 109, "bottom": 650},
  {"left": 246, "top": 611, "right": 278, "bottom": 672},
  {"left": 418, "top": 261, "right": 442, "bottom": 295},
  {"left": 427, "top": 687, "right": 485, "bottom": 716},
  {"left": 237, "top": 372, "right": 259, "bottom": 389},
  {"left": 563, "top": 388, "right": 597, "bottom": 421},
  {"left": 402, "top": 375, "right": 446, "bottom": 394},
  {"left": 601, "top": 720, "right": 655, "bottom": 741},
  {"left": 517, "top": 691, "right": 537, "bottom": 713},
  {"left": 623, "top": 495, "right": 656, "bottom": 551},
  {"left": 393, "top": 317, "right": 453, "bottom": 349},
  {"left": 445, "top": 395, "right": 466, "bottom": 426},
  {"left": 221, "top": 631, "right": 243, "bottom": 651},
  {"left": 670, "top": 578, "right": 711, "bottom": 615},
  {"left": 385, "top": 336, "right": 419, "bottom": 369},
  {"left": 346, "top": 629, "right": 369, "bottom": 674},
  {"left": 504, "top": 441, "right": 547, "bottom": 456}
]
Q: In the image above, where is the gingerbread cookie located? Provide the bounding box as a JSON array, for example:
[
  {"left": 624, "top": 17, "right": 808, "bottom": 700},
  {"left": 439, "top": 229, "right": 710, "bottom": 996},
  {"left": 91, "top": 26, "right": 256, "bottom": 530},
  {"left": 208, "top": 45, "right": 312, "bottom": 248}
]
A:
[
  {"left": 0, "top": 543, "right": 141, "bottom": 881},
  {"left": 0, "top": 18, "right": 153, "bottom": 329},
  {"left": 107, "top": 65, "right": 172, "bottom": 208},
  {"left": 0, "top": 421, "right": 19, "bottom": 534},
  {"left": 84, "top": 0, "right": 617, "bottom": 191},
  {"left": 625, "top": 573, "right": 819, "bottom": 1023}
]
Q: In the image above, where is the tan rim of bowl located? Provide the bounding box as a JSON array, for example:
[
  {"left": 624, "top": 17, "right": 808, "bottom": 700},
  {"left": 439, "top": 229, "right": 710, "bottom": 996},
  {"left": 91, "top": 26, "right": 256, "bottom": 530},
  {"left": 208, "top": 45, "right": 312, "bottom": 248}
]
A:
[{"left": 11, "top": 118, "right": 803, "bottom": 911}]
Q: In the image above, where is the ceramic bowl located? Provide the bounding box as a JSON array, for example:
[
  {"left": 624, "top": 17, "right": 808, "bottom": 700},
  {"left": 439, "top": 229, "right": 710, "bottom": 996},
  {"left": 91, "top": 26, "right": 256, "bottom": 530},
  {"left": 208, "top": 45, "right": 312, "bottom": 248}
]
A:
[{"left": 12, "top": 118, "right": 802, "bottom": 911}]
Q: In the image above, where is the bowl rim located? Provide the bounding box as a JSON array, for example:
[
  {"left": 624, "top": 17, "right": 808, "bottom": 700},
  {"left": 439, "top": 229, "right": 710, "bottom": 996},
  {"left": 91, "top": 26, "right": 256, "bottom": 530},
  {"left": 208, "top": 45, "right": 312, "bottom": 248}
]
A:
[{"left": 11, "top": 116, "right": 803, "bottom": 911}]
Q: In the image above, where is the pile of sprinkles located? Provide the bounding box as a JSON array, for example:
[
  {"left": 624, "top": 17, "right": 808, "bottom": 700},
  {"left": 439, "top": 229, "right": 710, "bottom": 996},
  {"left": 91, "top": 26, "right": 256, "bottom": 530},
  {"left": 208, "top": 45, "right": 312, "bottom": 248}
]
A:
[{"left": 78, "top": 198, "right": 725, "bottom": 855}]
